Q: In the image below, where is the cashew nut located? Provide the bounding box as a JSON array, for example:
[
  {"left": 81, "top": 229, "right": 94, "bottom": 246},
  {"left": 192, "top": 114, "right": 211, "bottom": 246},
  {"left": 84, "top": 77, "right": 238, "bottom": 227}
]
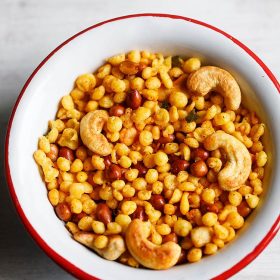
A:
[
  {"left": 125, "top": 219, "right": 181, "bottom": 270},
  {"left": 80, "top": 110, "right": 113, "bottom": 156},
  {"left": 187, "top": 66, "right": 241, "bottom": 110},
  {"left": 204, "top": 130, "right": 251, "bottom": 191},
  {"left": 74, "top": 232, "right": 125, "bottom": 261}
]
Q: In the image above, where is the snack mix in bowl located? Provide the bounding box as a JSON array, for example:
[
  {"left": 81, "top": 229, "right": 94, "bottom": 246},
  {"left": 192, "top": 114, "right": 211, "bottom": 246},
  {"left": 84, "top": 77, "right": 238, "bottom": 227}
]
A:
[{"left": 34, "top": 50, "right": 267, "bottom": 270}]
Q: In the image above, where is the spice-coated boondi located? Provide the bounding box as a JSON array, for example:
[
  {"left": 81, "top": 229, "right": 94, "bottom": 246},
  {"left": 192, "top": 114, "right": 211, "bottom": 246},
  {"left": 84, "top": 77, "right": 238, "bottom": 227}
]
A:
[{"left": 34, "top": 50, "right": 267, "bottom": 269}]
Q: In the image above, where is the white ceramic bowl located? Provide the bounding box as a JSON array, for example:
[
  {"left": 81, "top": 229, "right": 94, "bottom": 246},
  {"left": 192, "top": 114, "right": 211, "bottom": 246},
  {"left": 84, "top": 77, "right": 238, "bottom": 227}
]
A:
[{"left": 5, "top": 14, "right": 280, "bottom": 280}]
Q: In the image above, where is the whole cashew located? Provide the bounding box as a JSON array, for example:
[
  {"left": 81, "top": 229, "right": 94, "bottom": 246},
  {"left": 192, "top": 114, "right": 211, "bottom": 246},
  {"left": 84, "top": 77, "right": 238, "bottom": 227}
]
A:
[
  {"left": 187, "top": 66, "right": 241, "bottom": 110},
  {"left": 204, "top": 130, "right": 251, "bottom": 191},
  {"left": 125, "top": 219, "right": 181, "bottom": 270},
  {"left": 80, "top": 110, "right": 113, "bottom": 156},
  {"left": 74, "top": 232, "right": 125, "bottom": 261}
]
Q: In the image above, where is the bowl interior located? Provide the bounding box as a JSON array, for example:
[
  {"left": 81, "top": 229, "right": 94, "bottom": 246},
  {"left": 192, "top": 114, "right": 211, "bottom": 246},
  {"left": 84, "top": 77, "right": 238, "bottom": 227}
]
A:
[{"left": 7, "top": 15, "right": 280, "bottom": 280}]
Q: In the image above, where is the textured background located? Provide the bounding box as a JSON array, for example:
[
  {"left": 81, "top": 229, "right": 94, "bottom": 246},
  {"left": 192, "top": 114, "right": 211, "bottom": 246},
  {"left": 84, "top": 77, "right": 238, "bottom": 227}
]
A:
[{"left": 0, "top": 0, "right": 279, "bottom": 279}]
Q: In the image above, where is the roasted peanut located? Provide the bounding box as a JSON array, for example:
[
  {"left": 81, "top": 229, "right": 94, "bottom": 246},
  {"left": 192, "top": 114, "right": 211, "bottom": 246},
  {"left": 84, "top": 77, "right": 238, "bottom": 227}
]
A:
[
  {"left": 158, "top": 134, "right": 175, "bottom": 144},
  {"left": 171, "top": 159, "right": 190, "bottom": 174},
  {"left": 237, "top": 201, "right": 251, "bottom": 217},
  {"left": 133, "top": 162, "right": 148, "bottom": 177},
  {"left": 126, "top": 90, "right": 142, "bottom": 110},
  {"left": 150, "top": 195, "right": 165, "bottom": 211},
  {"left": 132, "top": 205, "right": 147, "bottom": 221},
  {"left": 107, "top": 164, "right": 122, "bottom": 181},
  {"left": 109, "top": 104, "right": 125, "bottom": 117},
  {"left": 55, "top": 203, "right": 72, "bottom": 221},
  {"left": 46, "top": 144, "right": 59, "bottom": 162},
  {"left": 190, "top": 160, "right": 208, "bottom": 177},
  {"left": 119, "top": 60, "right": 139, "bottom": 75},
  {"left": 59, "top": 147, "right": 74, "bottom": 162},
  {"left": 191, "top": 148, "right": 209, "bottom": 161},
  {"left": 96, "top": 203, "right": 112, "bottom": 225}
]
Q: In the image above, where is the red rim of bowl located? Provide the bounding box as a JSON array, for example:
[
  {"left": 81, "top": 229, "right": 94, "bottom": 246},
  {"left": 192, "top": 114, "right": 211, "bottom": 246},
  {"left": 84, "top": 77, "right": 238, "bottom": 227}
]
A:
[{"left": 4, "top": 13, "right": 280, "bottom": 280}]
